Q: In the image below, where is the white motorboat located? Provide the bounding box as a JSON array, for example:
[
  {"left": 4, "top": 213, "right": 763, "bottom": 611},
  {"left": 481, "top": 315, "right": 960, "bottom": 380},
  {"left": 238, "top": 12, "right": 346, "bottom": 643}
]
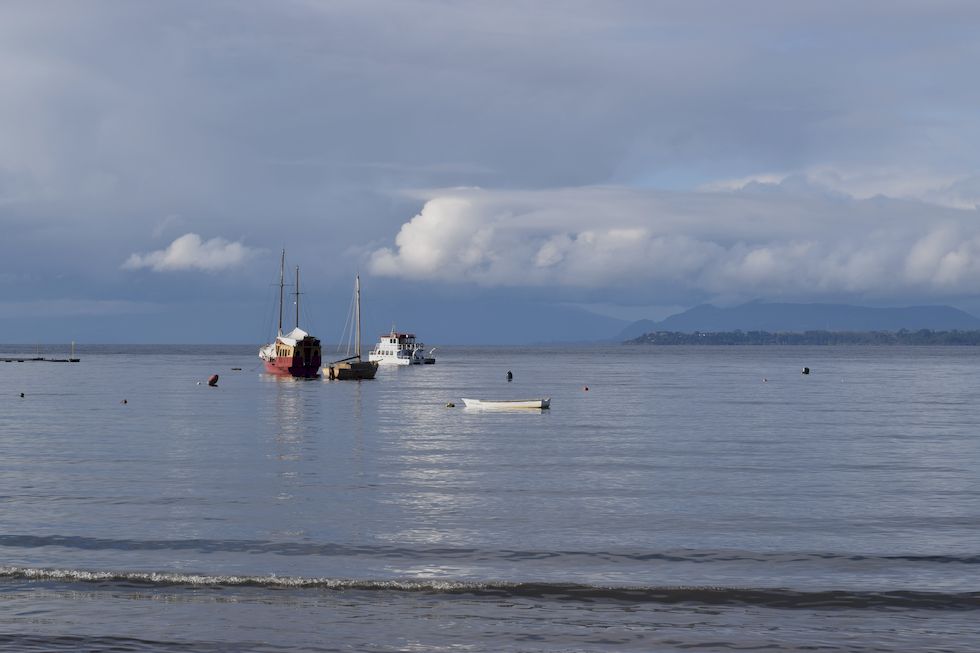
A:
[
  {"left": 461, "top": 398, "right": 551, "bottom": 410},
  {"left": 369, "top": 329, "right": 435, "bottom": 365}
]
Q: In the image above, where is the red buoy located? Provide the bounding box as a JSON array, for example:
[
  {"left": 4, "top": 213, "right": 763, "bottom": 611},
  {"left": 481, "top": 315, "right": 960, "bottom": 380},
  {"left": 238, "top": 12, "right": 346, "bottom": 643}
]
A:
[{"left": 208, "top": 374, "right": 219, "bottom": 387}]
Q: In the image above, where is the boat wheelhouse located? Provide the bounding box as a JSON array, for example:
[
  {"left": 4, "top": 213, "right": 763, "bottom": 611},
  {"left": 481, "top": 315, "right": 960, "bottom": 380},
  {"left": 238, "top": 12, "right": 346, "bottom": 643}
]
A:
[{"left": 368, "top": 330, "right": 435, "bottom": 365}]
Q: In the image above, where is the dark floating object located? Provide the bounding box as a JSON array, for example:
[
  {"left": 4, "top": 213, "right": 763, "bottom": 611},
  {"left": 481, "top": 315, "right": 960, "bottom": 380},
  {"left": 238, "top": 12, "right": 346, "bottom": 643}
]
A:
[
  {"left": 506, "top": 370, "right": 513, "bottom": 381},
  {"left": 583, "top": 386, "right": 589, "bottom": 391},
  {"left": 446, "top": 402, "right": 456, "bottom": 408},
  {"left": 802, "top": 367, "right": 810, "bottom": 375},
  {"left": 231, "top": 367, "right": 242, "bottom": 371},
  {"left": 19, "top": 392, "right": 25, "bottom": 398},
  {"left": 208, "top": 374, "right": 219, "bottom": 387},
  {"left": 121, "top": 399, "right": 127, "bottom": 404}
]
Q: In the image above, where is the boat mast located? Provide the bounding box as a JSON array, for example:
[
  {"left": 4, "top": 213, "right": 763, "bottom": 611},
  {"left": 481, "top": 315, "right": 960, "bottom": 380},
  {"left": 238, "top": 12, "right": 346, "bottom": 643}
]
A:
[
  {"left": 295, "top": 265, "right": 300, "bottom": 329},
  {"left": 277, "top": 249, "right": 285, "bottom": 336},
  {"left": 355, "top": 274, "right": 361, "bottom": 360}
]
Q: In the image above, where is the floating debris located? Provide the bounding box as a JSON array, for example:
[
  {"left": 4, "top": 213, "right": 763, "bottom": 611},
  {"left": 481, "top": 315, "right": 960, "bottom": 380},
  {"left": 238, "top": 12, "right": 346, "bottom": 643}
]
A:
[{"left": 208, "top": 374, "right": 219, "bottom": 387}]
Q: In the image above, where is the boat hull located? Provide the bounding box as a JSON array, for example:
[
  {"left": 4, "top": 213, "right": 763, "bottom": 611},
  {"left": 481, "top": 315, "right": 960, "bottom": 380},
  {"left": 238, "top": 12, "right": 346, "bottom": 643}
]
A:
[
  {"left": 369, "top": 355, "right": 416, "bottom": 365},
  {"left": 461, "top": 398, "right": 551, "bottom": 409},
  {"left": 324, "top": 360, "right": 379, "bottom": 380},
  {"left": 263, "top": 355, "right": 322, "bottom": 378}
]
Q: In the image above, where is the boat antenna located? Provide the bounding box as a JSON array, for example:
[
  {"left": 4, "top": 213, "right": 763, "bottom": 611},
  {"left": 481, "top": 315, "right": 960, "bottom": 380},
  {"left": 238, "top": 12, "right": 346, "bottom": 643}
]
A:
[
  {"left": 277, "top": 249, "right": 285, "bottom": 336},
  {"left": 295, "top": 265, "right": 300, "bottom": 329}
]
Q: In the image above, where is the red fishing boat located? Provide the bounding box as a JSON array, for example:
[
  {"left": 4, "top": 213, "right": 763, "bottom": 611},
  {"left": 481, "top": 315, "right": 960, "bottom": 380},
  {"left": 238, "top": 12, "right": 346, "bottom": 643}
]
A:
[{"left": 258, "top": 250, "right": 322, "bottom": 378}]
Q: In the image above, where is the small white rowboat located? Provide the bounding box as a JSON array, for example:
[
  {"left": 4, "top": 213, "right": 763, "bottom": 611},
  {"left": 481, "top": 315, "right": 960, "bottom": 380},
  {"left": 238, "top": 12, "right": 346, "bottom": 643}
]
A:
[{"left": 461, "top": 398, "right": 551, "bottom": 410}]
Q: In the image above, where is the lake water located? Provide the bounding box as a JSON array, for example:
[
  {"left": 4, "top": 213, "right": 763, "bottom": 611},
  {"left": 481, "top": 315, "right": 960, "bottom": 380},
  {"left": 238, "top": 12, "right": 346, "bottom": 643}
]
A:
[{"left": 1, "top": 344, "right": 978, "bottom": 651}]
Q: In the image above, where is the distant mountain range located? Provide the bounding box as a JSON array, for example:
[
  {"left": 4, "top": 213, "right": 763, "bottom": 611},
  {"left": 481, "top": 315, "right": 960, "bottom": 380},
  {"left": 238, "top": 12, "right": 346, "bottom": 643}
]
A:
[{"left": 616, "top": 302, "right": 980, "bottom": 340}]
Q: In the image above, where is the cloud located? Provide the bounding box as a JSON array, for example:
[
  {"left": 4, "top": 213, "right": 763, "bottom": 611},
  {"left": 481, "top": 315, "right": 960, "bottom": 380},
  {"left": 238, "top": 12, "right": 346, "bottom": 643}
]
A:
[
  {"left": 123, "top": 233, "right": 255, "bottom": 272},
  {"left": 3, "top": 1, "right": 980, "bottom": 329},
  {"left": 369, "top": 185, "right": 980, "bottom": 300},
  {"left": 705, "top": 167, "right": 980, "bottom": 209}
]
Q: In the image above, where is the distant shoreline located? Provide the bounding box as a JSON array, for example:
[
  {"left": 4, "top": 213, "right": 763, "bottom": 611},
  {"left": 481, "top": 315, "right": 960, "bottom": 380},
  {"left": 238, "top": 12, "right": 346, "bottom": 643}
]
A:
[{"left": 627, "top": 330, "right": 980, "bottom": 345}]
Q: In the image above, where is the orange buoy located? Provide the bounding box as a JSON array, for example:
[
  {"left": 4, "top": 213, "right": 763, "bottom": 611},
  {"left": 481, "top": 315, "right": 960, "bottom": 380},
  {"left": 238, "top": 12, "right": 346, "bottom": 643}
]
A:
[{"left": 208, "top": 374, "right": 219, "bottom": 387}]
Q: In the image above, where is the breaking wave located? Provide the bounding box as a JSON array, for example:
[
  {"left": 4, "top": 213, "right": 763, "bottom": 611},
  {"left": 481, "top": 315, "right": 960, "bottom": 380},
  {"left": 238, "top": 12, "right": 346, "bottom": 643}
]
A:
[{"left": 2, "top": 566, "right": 978, "bottom": 610}]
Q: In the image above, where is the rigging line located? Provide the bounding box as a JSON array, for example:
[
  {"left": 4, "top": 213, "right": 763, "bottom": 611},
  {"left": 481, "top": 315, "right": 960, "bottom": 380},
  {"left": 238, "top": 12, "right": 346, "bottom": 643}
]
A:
[
  {"left": 262, "top": 281, "right": 278, "bottom": 341},
  {"left": 336, "top": 284, "right": 356, "bottom": 355},
  {"left": 345, "top": 282, "right": 357, "bottom": 357},
  {"left": 298, "top": 286, "right": 318, "bottom": 336},
  {"left": 261, "top": 257, "right": 285, "bottom": 339}
]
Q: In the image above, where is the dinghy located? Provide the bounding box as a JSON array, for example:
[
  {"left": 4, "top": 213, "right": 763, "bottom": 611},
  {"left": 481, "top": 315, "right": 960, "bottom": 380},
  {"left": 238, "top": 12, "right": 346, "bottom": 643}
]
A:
[{"left": 461, "top": 398, "right": 550, "bottom": 410}]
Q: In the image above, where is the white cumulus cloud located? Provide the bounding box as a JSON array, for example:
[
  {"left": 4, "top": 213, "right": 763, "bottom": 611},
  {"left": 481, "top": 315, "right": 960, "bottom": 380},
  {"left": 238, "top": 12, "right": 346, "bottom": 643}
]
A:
[
  {"left": 368, "top": 185, "right": 980, "bottom": 301},
  {"left": 123, "top": 233, "right": 254, "bottom": 272}
]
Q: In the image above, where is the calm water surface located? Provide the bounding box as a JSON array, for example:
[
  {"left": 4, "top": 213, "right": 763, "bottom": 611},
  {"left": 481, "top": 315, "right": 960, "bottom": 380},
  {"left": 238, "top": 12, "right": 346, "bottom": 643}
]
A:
[{"left": 1, "top": 344, "right": 978, "bottom": 651}]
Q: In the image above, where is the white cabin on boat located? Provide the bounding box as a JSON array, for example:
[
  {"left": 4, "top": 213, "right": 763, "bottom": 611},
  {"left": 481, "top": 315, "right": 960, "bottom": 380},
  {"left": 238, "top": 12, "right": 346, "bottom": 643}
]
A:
[{"left": 368, "top": 330, "right": 435, "bottom": 365}]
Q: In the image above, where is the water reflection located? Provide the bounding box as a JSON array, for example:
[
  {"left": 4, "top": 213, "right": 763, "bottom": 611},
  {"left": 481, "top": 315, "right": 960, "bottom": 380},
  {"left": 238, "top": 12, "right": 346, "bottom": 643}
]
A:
[
  {"left": 260, "top": 375, "right": 324, "bottom": 539},
  {"left": 370, "top": 367, "right": 493, "bottom": 547}
]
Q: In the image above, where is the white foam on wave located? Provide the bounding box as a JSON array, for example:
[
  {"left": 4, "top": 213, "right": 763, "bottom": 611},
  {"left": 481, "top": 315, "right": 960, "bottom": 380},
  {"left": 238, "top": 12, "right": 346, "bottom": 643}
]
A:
[
  {"left": 0, "top": 565, "right": 495, "bottom": 592},
  {"left": 4, "top": 566, "right": 975, "bottom": 610}
]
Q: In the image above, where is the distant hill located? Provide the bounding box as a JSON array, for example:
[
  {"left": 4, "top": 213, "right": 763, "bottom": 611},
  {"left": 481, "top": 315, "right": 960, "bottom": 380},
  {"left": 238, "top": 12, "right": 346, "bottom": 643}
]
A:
[
  {"left": 628, "top": 330, "right": 980, "bottom": 345},
  {"left": 617, "top": 302, "right": 980, "bottom": 339},
  {"left": 362, "top": 297, "right": 627, "bottom": 345},
  {"left": 616, "top": 319, "right": 659, "bottom": 341}
]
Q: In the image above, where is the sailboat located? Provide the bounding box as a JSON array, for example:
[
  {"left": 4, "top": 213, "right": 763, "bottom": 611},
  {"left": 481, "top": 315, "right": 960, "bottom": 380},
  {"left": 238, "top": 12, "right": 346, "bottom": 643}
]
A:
[
  {"left": 324, "top": 274, "right": 379, "bottom": 380},
  {"left": 258, "top": 250, "right": 322, "bottom": 378}
]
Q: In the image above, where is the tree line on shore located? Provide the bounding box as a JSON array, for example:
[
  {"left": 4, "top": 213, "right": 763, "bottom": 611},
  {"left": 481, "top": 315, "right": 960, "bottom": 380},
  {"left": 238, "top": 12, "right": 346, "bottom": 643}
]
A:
[{"left": 627, "top": 329, "right": 980, "bottom": 345}]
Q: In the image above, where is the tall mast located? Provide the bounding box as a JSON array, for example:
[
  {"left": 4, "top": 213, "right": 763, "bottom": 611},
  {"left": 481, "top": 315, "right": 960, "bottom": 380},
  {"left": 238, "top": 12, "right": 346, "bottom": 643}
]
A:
[
  {"left": 295, "top": 265, "right": 300, "bottom": 329},
  {"left": 355, "top": 274, "right": 361, "bottom": 360},
  {"left": 277, "top": 249, "right": 285, "bottom": 336}
]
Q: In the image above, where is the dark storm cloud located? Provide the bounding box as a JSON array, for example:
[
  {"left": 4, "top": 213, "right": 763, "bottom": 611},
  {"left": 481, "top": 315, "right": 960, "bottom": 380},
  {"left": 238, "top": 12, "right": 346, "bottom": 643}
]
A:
[{"left": 2, "top": 0, "right": 980, "bottom": 338}]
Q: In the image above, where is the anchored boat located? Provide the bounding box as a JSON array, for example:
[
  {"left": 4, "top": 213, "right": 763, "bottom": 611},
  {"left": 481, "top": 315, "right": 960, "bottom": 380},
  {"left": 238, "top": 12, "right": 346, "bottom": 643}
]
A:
[
  {"left": 461, "top": 398, "right": 551, "bottom": 410},
  {"left": 324, "top": 274, "right": 378, "bottom": 380},
  {"left": 258, "top": 250, "right": 322, "bottom": 378},
  {"left": 369, "top": 329, "right": 435, "bottom": 365}
]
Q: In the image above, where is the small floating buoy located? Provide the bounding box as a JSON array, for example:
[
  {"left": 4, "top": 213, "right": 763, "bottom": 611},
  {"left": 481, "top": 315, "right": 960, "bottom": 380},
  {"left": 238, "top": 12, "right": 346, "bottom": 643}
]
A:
[
  {"left": 506, "top": 370, "right": 513, "bottom": 381},
  {"left": 19, "top": 392, "right": 25, "bottom": 398},
  {"left": 801, "top": 367, "right": 810, "bottom": 375},
  {"left": 446, "top": 402, "right": 456, "bottom": 408},
  {"left": 208, "top": 374, "right": 219, "bottom": 387},
  {"left": 121, "top": 399, "right": 127, "bottom": 404},
  {"left": 583, "top": 386, "right": 589, "bottom": 391},
  {"left": 762, "top": 378, "right": 767, "bottom": 383}
]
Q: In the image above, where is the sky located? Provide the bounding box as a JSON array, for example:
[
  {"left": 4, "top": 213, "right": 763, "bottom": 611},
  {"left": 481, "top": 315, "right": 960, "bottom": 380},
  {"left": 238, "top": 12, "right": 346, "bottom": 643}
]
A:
[{"left": 3, "top": 1, "right": 980, "bottom": 343}]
